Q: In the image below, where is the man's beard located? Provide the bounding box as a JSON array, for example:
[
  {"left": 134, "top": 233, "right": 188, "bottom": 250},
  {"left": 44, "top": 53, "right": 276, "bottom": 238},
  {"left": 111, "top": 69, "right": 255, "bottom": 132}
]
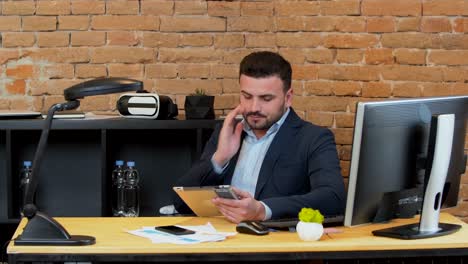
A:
[{"left": 244, "top": 107, "right": 286, "bottom": 130}]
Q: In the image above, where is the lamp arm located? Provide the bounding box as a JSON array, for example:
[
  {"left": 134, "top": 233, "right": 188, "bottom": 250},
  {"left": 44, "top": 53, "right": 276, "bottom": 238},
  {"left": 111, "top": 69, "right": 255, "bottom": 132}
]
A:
[{"left": 23, "top": 100, "right": 80, "bottom": 219}]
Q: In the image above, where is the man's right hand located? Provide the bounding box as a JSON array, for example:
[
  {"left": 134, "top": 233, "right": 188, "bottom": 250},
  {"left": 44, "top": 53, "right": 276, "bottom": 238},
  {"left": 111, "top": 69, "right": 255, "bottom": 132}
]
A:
[{"left": 212, "top": 105, "right": 244, "bottom": 167}]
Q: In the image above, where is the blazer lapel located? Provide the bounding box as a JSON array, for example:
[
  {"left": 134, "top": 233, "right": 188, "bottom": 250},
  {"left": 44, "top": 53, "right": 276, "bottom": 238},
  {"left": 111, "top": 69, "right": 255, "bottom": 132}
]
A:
[{"left": 254, "top": 109, "right": 303, "bottom": 198}]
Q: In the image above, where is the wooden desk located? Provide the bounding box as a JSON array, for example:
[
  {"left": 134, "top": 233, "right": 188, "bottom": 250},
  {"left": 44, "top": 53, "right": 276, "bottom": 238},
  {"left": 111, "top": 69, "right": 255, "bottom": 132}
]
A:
[{"left": 7, "top": 213, "right": 468, "bottom": 263}]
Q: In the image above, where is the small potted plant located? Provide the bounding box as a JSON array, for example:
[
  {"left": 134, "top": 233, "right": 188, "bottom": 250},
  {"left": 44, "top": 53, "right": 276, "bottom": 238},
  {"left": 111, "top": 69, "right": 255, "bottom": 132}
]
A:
[
  {"left": 296, "top": 208, "right": 324, "bottom": 241},
  {"left": 184, "top": 88, "right": 215, "bottom": 119}
]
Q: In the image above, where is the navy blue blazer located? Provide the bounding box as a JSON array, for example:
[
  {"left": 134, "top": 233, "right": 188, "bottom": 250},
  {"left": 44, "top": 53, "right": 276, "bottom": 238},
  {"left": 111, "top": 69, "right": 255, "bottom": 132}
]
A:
[{"left": 174, "top": 108, "right": 346, "bottom": 219}]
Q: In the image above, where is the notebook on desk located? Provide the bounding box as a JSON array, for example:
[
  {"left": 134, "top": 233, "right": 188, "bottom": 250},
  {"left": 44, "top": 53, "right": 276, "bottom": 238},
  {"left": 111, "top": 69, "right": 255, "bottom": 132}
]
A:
[
  {"left": 173, "top": 186, "right": 225, "bottom": 217},
  {"left": 0, "top": 110, "right": 41, "bottom": 119}
]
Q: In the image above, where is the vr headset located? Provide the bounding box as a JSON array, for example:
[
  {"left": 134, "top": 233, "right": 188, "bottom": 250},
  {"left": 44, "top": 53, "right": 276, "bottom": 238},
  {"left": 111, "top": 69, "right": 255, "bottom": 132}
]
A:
[{"left": 117, "top": 92, "right": 178, "bottom": 119}]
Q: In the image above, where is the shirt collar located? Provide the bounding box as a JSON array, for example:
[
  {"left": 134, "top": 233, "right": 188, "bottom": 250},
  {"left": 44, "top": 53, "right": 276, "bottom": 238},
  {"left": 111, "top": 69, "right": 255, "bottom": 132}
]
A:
[{"left": 243, "top": 107, "right": 290, "bottom": 139}]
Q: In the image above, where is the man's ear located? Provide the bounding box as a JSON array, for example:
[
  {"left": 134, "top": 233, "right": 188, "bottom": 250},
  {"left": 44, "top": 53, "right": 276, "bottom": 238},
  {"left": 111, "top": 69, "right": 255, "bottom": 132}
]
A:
[{"left": 285, "top": 88, "right": 293, "bottom": 107}]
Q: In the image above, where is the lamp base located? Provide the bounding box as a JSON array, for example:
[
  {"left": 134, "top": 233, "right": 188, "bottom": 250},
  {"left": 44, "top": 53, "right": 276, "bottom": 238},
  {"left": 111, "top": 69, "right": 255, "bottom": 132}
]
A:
[
  {"left": 372, "top": 223, "right": 461, "bottom": 240},
  {"left": 14, "top": 211, "right": 95, "bottom": 246}
]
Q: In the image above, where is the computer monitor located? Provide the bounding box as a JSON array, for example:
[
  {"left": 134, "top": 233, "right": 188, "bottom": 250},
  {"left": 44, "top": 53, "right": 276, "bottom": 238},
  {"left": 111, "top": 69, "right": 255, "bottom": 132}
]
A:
[{"left": 344, "top": 96, "right": 467, "bottom": 239}]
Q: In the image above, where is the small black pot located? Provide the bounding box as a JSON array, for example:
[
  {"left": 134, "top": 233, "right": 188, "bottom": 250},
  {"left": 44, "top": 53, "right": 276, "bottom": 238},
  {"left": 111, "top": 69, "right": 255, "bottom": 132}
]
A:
[{"left": 184, "top": 95, "right": 215, "bottom": 119}]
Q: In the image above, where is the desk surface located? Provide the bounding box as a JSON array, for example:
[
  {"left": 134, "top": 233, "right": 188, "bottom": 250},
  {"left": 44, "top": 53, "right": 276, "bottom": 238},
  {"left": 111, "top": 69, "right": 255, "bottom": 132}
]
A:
[{"left": 7, "top": 213, "right": 468, "bottom": 262}]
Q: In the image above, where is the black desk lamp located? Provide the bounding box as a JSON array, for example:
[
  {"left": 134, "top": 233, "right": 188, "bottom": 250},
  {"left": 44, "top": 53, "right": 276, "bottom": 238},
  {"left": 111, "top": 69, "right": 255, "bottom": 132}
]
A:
[{"left": 14, "top": 77, "right": 143, "bottom": 246}]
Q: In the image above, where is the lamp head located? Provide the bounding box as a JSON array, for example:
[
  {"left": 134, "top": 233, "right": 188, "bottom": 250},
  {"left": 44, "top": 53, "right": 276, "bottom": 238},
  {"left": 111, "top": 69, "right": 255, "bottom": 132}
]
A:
[{"left": 64, "top": 77, "right": 143, "bottom": 101}]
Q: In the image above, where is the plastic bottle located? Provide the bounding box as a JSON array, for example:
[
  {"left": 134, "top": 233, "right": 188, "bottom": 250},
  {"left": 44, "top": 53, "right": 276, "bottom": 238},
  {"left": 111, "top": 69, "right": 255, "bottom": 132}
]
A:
[
  {"left": 19, "top": 161, "right": 32, "bottom": 216},
  {"left": 111, "top": 160, "right": 125, "bottom": 217},
  {"left": 123, "top": 161, "right": 140, "bottom": 217}
]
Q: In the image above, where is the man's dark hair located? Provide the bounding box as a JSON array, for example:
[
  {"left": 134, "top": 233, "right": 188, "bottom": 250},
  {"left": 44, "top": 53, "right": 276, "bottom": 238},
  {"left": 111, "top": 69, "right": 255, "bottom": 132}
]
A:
[{"left": 239, "top": 51, "right": 292, "bottom": 92}]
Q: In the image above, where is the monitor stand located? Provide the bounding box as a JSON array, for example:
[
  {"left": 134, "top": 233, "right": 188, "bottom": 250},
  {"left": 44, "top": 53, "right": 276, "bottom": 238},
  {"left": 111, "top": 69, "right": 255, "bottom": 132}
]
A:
[{"left": 373, "top": 114, "right": 461, "bottom": 239}]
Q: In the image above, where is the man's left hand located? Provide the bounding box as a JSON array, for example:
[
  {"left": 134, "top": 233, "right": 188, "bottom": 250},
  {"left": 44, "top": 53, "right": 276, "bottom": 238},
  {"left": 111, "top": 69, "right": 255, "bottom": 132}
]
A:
[{"left": 212, "top": 187, "right": 266, "bottom": 223}]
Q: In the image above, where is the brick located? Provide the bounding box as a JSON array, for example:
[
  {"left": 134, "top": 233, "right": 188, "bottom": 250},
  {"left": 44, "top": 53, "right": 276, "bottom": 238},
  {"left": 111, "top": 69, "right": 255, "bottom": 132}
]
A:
[
  {"left": 320, "top": 0, "right": 361, "bottom": 15},
  {"left": 177, "top": 64, "right": 210, "bottom": 79},
  {"left": 91, "top": 47, "right": 154, "bottom": 63},
  {"left": 58, "top": 16, "right": 89, "bottom": 30},
  {"left": 304, "top": 81, "right": 332, "bottom": 96},
  {"left": 332, "top": 81, "right": 361, "bottom": 96},
  {"left": 318, "top": 65, "right": 380, "bottom": 81},
  {"left": 211, "top": 64, "right": 238, "bottom": 79},
  {"left": 306, "top": 111, "right": 334, "bottom": 127},
  {"left": 0, "top": 50, "right": 20, "bottom": 65},
  {"left": 146, "top": 64, "right": 178, "bottom": 79},
  {"left": 214, "top": 94, "right": 240, "bottom": 110},
  {"left": 141, "top": 0, "right": 173, "bottom": 15},
  {"left": 214, "top": 34, "right": 244, "bottom": 48},
  {"left": 304, "top": 49, "right": 335, "bottom": 64},
  {"left": 336, "top": 49, "right": 364, "bottom": 63},
  {"left": 275, "top": 1, "right": 320, "bottom": 16},
  {"left": 335, "top": 113, "right": 355, "bottom": 128},
  {"left": 75, "top": 64, "right": 107, "bottom": 78},
  {"left": 421, "top": 17, "right": 452, "bottom": 33},
  {"left": 207, "top": 1, "right": 240, "bottom": 17},
  {"left": 241, "top": 2, "right": 273, "bottom": 16},
  {"left": 175, "top": 1, "right": 206, "bottom": 15},
  {"left": 245, "top": 33, "right": 276, "bottom": 48},
  {"left": 159, "top": 48, "right": 221, "bottom": 63},
  {"left": 6, "top": 65, "right": 33, "bottom": 79},
  {"left": 2, "top": 1, "right": 35, "bottom": 15},
  {"left": 335, "top": 17, "right": 366, "bottom": 33},
  {"left": 142, "top": 33, "right": 180, "bottom": 48},
  {"left": 222, "top": 79, "right": 240, "bottom": 93},
  {"left": 367, "top": 17, "right": 395, "bottom": 33},
  {"left": 31, "top": 79, "right": 82, "bottom": 96},
  {"left": 2, "top": 33, "right": 35, "bottom": 47},
  {"left": 92, "top": 16, "right": 159, "bottom": 31},
  {"left": 443, "top": 67, "right": 468, "bottom": 82},
  {"left": 0, "top": 16, "right": 21, "bottom": 31},
  {"left": 440, "top": 34, "right": 468, "bottom": 49},
  {"left": 279, "top": 49, "right": 306, "bottom": 64},
  {"left": 340, "top": 161, "right": 350, "bottom": 177},
  {"left": 277, "top": 33, "right": 321, "bottom": 48},
  {"left": 337, "top": 144, "right": 352, "bottom": 160},
  {"left": 396, "top": 17, "right": 421, "bottom": 32},
  {"left": 362, "top": 82, "right": 391, "bottom": 97},
  {"left": 32, "top": 96, "right": 44, "bottom": 111},
  {"left": 452, "top": 83, "right": 468, "bottom": 96},
  {"left": 332, "top": 128, "right": 354, "bottom": 144},
  {"left": 276, "top": 17, "right": 307, "bottom": 32},
  {"left": 43, "top": 95, "right": 68, "bottom": 109},
  {"left": 29, "top": 48, "right": 89, "bottom": 63},
  {"left": 44, "top": 64, "right": 74, "bottom": 79},
  {"left": 227, "top": 17, "right": 274, "bottom": 32},
  {"left": 392, "top": 82, "right": 423, "bottom": 97},
  {"left": 429, "top": 50, "right": 468, "bottom": 66},
  {"left": 364, "top": 48, "right": 394, "bottom": 65},
  {"left": 180, "top": 34, "right": 213, "bottom": 47},
  {"left": 71, "top": 31, "right": 106, "bottom": 46},
  {"left": 382, "top": 33, "right": 441, "bottom": 48},
  {"left": 80, "top": 95, "right": 111, "bottom": 111},
  {"left": 23, "top": 16, "right": 57, "bottom": 31},
  {"left": 362, "top": 0, "right": 421, "bottom": 16},
  {"left": 394, "top": 49, "right": 426, "bottom": 65},
  {"left": 161, "top": 17, "right": 225, "bottom": 32},
  {"left": 423, "top": 0, "right": 465, "bottom": 15},
  {"left": 10, "top": 97, "right": 33, "bottom": 110},
  {"left": 421, "top": 82, "right": 452, "bottom": 97},
  {"left": 223, "top": 49, "right": 253, "bottom": 64},
  {"left": 71, "top": 0, "right": 105, "bottom": 15},
  {"left": 107, "top": 31, "right": 140, "bottom": 46},
  {"left": 37, "top": 32, "right": 70, "bottom": 47},
  {"left": 381, "top": 65, "right": 444, "bottom": 82},
  {"left": 324, "top": 34, "right": 379, "bottom": 49},
  {"left": 453, "top": 18, "right": 466, "bottom": 33},
  {"left": 108, "top": 64, "right": 143, "bottom": 78},
  {"left": 155, "top": 79, "right": 222, "bottom": 95},
  {"left": 292, "top": 65, "right": 318, "bottom": 80},
  {"left": 37, "top": 1, "right": 70, "bottom": 15},
  {"left": 6, "top": 80, "right": 26, "bottom": 95},
  {"left": 107, "top": 0, "right": 139, "bottom": 15}
]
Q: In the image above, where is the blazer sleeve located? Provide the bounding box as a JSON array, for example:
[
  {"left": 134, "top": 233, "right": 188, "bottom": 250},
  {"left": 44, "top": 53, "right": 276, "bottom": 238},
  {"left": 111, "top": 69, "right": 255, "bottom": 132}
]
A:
[{"left": 262, "top": 128, "right": 346, "bottom": 218}]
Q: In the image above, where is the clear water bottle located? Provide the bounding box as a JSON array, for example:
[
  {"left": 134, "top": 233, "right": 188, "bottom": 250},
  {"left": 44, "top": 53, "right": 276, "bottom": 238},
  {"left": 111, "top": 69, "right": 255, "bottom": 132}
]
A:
[
  {"left": 111, "top": 160, "right": 125, "bottom": 217},
  {"left": 19, "top": 161, "right": 32, "bottom": 216},
  {"left": 123, "top": 161, "right": 140, "bottom": 217}
]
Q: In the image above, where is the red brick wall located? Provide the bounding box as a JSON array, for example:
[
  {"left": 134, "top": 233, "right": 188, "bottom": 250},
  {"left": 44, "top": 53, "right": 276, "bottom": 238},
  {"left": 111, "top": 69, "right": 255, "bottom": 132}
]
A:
[{"left": 0, "top": 0, "right": 466, "bottom": 221}]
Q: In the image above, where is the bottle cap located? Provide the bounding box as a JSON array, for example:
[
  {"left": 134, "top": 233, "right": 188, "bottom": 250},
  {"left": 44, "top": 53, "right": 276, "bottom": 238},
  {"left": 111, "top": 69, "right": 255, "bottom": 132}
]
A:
[
  {"left": 24, "top": 161, "right": 32, "bottom": 167},
  {"left": 116, "top": 160, "right": 124, "bottom": 166},
  {"left": 127, "top": 161, "right": 135, "bottom": 167}
]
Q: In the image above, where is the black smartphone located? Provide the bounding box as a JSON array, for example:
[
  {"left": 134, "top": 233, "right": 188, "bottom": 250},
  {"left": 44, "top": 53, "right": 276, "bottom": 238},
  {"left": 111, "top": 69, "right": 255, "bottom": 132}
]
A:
[
  {"left": 154, "top": 225, "right": 195, "bottom": 235},
  {"left": 214, "top": 185, "right": 239, "bottom": 200}
]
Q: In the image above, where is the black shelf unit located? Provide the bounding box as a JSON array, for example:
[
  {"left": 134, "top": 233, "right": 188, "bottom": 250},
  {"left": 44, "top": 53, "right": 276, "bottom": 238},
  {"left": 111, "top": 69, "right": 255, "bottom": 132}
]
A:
[{"left": 0, "top": 117, "right": 219, "bottom": 223}]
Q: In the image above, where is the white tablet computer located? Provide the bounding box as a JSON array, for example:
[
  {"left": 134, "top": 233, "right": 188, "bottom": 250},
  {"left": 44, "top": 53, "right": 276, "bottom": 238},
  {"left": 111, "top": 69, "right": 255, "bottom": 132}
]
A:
[{"left": 173, "top": 185, "right": 238, "bottom": 217}]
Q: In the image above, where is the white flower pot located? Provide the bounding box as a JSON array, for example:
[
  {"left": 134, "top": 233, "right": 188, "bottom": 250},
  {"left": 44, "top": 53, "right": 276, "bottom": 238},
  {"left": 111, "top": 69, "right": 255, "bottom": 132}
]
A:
[{"left": 296, "top": 221, "right": 324, "bottom": 241}]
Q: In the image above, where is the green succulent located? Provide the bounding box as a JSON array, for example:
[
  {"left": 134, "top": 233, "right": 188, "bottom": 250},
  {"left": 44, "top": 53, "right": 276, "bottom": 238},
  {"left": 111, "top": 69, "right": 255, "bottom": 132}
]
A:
[
  {"left": 298, "top": 208, "right": 324, "bottom": 224},
  {"left": 191, "top": 88, "right": 206, "bottom": 96}
]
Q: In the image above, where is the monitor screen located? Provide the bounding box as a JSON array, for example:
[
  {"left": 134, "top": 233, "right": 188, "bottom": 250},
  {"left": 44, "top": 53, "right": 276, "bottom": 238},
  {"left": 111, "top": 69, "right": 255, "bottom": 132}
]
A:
[{"left": 345, "top": 96, "right": 468, "bottom": 227}]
